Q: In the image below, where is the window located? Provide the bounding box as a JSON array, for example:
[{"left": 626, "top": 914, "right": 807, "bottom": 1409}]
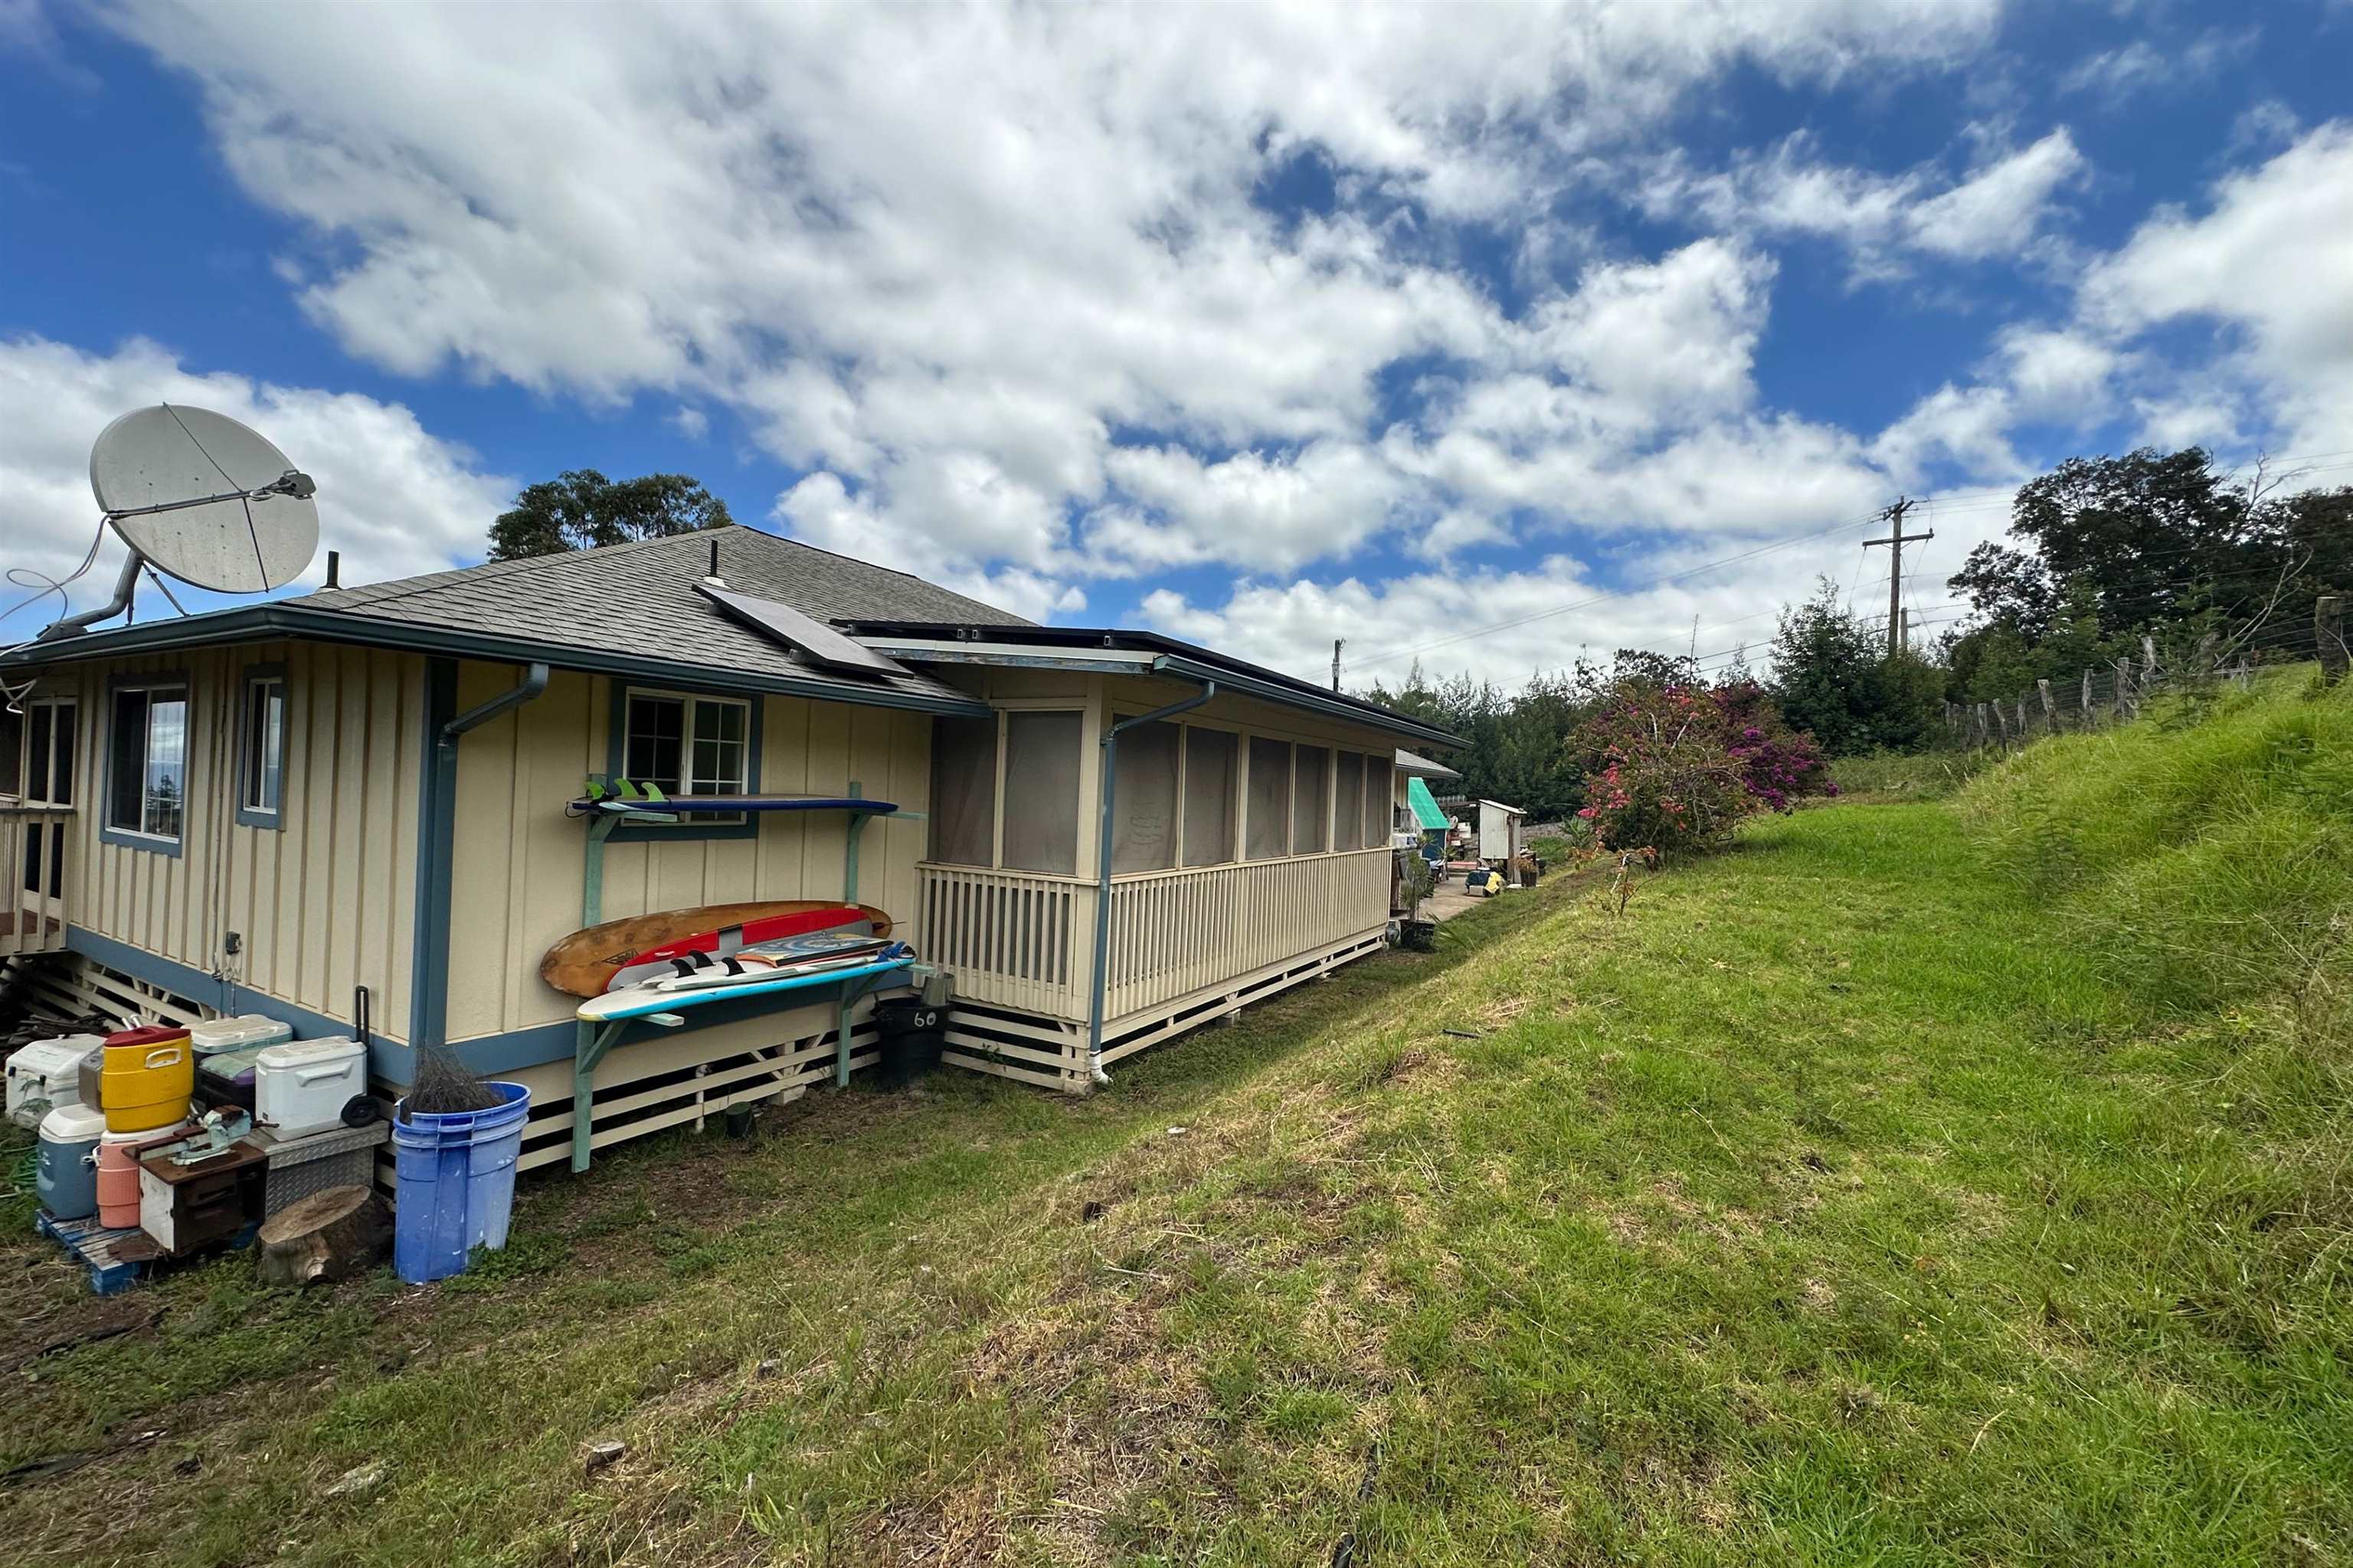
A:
[
  {"left": 1334, "top": 752, "right": 1365, "bottom": 851},
  {"left": 106, "top": 682, "right": 188, "bottom": 846},
  {"left": 1181, "top": 728, "right": 1236, "bottom": 867},
  {"left": 1110, "top": 716, "right": 1180, "bottom": 874},
  {"left": 929, "top": 715, "right": 998, "bottom": 867},
  {"left": 1363, "top": 755, "right": 1390, "bottom": 848},
  {"left": 621, "top": 690, "right": 750, "bottom": 824},
  {"left": 238, "top": 673, "right": 286, "bottom": 826},
  {"left": 2, "top": 699, "right": 74, "bottom": 806},
  {"left": 1245, "top": 738, "right": 1290, "bottom": 860},
  {"left": 1001, "top": 712, "right": 1082, "bottom": 875},
  {"left": 1291, "top": 745, "right": 1329, "bottom": 854}
]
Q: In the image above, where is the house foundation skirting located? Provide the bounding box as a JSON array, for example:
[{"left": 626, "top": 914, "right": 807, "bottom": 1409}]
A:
[{"left": 943, "top": 924, "right": 1389, "bottom": 1091}]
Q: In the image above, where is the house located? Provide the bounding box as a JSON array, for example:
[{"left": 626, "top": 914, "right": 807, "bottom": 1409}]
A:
[
  {"left": 1391, "top": 748, "right": 1460, "bottom": 835},
  {"left": 0, "top": 527, "right": 1457, "bottom": 1172}
]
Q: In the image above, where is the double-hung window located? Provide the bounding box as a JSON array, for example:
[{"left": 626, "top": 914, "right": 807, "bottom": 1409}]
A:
[
  {"left": 239, "top": 673, "right": 286, "bottom": 826},
  {"left": 106, "top": 681, "right": 188, "bottom": 847},
  {"left": 621, "top": 690, "right": 751, "bottom": 824}
]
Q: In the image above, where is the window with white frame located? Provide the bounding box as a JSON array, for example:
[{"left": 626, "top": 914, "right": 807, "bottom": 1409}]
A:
[
  {"left": 240, "top": 674, "right": 286, "bottom": 821},
  {"left": 106, "top": 683, "right": 188, "bottom": 843},
  {"left": 621, "top": 689, "right": 750, "bottom": 823}
]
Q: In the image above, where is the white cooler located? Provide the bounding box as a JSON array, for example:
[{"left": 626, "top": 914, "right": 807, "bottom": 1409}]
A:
[
  {"left": 191, "top": 1013, "right": 293, "bottom": 1058},
  {"left": 7, "top": 1035, "right": 104, "bottom": 1128},
  {"left": 254, "top": 1037, "right": 366, "bottom": 1138}
]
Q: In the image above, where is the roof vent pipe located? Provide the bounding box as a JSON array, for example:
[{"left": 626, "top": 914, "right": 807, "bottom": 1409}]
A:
[{"left": 325, "top": 550, "right": 341, "bottom": 590}]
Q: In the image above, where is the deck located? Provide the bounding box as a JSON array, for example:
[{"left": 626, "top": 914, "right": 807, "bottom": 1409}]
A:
[{"left": 0, "top": 805, "right": 72, "bottom": 961}]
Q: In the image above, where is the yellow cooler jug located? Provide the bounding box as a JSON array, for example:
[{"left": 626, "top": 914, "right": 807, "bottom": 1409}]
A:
[{"left": 100, "top": 1025, "right": 194, "bottom": 1134}]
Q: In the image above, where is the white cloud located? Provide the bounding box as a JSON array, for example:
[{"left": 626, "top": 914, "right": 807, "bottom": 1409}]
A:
[
  {"left": 2083, "top": 122, "right": 2353, "bottom": 458},
  {"left": 98, "top": 0, "right": 2005, "bottom": 584},
  {"left": 0, "top": 336, "right": 512, "bottom": 639},
  {"left": 2060, "top": 28, "right": 2258, "bottom": 106},
  {"left": 1655, "top": 128, "right": 2087, "bottom": 277}
]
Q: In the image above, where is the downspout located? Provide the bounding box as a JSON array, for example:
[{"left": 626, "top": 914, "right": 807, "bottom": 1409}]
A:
[
  {"left": 1085, "top": 668, "right": 1216, "bottom": 1085},
  {"left": 409, "top": 660, "right": 549, "bottom": 1062}
]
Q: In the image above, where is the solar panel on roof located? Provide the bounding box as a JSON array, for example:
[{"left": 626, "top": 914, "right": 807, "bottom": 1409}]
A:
[{"left": 695, "top": 582, "right": 912, "bottom": 677}]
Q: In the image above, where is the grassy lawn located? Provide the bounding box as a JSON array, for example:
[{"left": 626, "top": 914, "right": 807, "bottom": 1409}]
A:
[{"left": 2, "top": 800, "right": 2346, "bottom": 1565}]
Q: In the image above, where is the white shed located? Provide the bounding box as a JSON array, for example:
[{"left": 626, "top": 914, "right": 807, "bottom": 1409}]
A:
[{"left": 1476, "top": 799, "right": 1525, "bottom": 864}]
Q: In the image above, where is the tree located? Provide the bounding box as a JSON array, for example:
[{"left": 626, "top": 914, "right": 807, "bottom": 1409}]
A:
[
  {"left": 1769, "top": 580, "right": 1942, "bottom": 755},
  {"left": 486, "top": 469, "right": 735, "bottom": 561}
]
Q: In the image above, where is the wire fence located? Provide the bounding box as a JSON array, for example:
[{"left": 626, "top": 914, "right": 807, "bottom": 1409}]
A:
[{"left": 1935, "top": 595, "right": 2351, "bottom": 751}]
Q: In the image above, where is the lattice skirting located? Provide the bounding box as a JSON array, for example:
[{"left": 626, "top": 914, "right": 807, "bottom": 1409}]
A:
[{"left": 943, "top": 925, "right": 1388, "bottom": 1091}]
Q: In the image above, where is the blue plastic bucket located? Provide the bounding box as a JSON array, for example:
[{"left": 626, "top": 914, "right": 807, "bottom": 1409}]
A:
[{"left": 391, "top": 1081, "right": 530, "bottom": 1283}]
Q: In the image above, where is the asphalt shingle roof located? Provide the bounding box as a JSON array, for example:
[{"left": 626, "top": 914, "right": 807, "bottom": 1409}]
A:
[{"left": 295, "top": 525, "right": 1026, "bottom": 708}]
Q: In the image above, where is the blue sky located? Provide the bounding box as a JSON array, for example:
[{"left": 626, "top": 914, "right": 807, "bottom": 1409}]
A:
[{"left": 5, "top": 2, "right": 2350, "bottom": 689}]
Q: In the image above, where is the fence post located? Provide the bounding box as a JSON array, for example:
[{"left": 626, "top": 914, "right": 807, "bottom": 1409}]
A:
[
  {"left": 2320, "top": 595, "right": 2348, "bottom": 684},
  {"left": 2116, "top": 657, "right": 2135, "bottom": 719},
  {"left": 2037, "top": 679, "right": 2054, "bottom": 732},
  {"left": 2142, "top": 634, "right": 2160, "bottom": 692},
  {"left": 2080, "top": 668, "right": 2094, "bottom": 727},
  {"left": 2017, "top": 697, "right": 2031, "bottom": 737}
]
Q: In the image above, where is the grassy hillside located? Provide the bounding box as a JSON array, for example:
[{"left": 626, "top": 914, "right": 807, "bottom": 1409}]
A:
[{"left": 4, "top": 705, "right": 2351, "bottom": 1563}]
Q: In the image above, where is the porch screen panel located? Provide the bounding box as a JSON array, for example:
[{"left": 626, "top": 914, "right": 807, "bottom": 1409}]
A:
[
  {"left": 1002, "top": 711, "right": 1082, "bottom": 876},
  {"left": 1182, "top": 728, "right": 1236, "bottom": 866},
  {"left": 1364, "top": 755, "right": 1391, "bottom": 847},
  {"left": 1245, "top": 738, "right": 1290, "bottom": 860},
  {"left": 928, "top": 715, "right": 997, "bottom": 866},
  {"left": 1334, "top": 752, "right": 1365, "bottom": 850},
  {"left": 1111, "top": 717, "right": 1180, "bottom": 874},
  {"left": 1291, "top": 745, "right": 1329, "bottom": 854}
]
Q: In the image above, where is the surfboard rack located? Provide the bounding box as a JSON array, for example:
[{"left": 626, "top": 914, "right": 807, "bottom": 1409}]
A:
[
  {"left": 570, "top": 779, "right": 925, "bottom": 928},
  {"left": 568, "top": 951, "right": 915, "bottom": 1172},
  {"left": 561, "top": 778, "right": 931, "bottom": 1171}
]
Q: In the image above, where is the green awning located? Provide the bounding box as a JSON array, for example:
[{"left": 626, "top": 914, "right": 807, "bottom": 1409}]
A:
[{"left": 1406, "top": 776, "right": 1448, "bottom": 831}]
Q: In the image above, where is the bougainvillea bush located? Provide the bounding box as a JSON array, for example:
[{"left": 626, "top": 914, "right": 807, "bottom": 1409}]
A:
[{"left": 1569, "top": 679, "right": 1834, "bottom": 854}]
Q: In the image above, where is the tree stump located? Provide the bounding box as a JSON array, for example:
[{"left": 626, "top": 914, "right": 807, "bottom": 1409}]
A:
[{"left": 256, "top": 1186, "right": 390, "bottom": 1288}]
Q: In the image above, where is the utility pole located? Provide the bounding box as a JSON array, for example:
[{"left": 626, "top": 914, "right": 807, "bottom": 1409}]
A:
[
  {"left": 1330, "top": 638, "right": 1344, "bottom": 692},
  {"left": 1863, "top": 498, "right": 1933, "bottom": 659}
]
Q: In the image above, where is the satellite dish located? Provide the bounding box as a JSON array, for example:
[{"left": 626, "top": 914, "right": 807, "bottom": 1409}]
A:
[{"left": 88, "top": 404, "right": 319, "bottom": 593}]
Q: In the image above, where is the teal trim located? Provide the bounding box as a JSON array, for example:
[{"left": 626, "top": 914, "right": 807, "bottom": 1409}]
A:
[
  {"left": 408, "top": 658, "right": 460, "bottom": 1052},
  {"left": 63, "top": 927, "right": 358, "bottom": 1049},
  {"left": 234, "top": 661, "right": 289, "bottom": 830},
  {"left": 1406, "top": 776, "right": 1448, "bottom": 830},
  {"left": 100, "top": 670, "right": 190, "bottom": 859},
  {"left": 3, "top": 604, "right": 995, "bottom": 719},
  {"left": 602, "top": 680, "right": 764, "bottom": 843}
]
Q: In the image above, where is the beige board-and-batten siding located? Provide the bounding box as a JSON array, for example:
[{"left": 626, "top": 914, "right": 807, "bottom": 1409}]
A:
[
  {"left": 439, "top": 660, "right": 932, "bottom": 1045},
  {"left": 50, "top": 641, "right": 424, "bottom": 1041}
]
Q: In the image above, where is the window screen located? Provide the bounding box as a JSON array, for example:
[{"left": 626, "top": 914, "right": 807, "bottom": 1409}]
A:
[
  {"left": 1334, "top": 752, "right": 1364, "bottom": 851},
  {"left": 1182, "top": 728, "right": 1236, "bottom": 866},
  {"left": 1245, "top": 738, "right": 1289, "bottom": 860},
  {"left": 1110, "top": 717, "right": 1180, "bottom": 874},
  {"left": 1291, "top": 745, "right": 1329, "bottom": 854},
  {"left": 928, "top": 715, "right": 998, "bottom": 866},
  {"left": 1363, "top": 755, "right": 1390, "bottom": 847},
  {"left": 1001, "top": 711, "right": 1081, "bottom": 875}
]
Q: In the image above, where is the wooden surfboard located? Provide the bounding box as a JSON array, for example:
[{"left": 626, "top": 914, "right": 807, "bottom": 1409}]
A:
[{"left": 538, "top": 901, "right": 895, "bottom": 998}]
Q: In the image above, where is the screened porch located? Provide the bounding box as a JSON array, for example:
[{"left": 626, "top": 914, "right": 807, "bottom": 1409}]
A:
[{"left": 915, "top": 703, "right": 1396, "bottom": 1030}]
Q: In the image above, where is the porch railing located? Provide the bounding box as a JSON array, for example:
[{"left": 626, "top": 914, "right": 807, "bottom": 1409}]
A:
[
  {"left": 0, "top": 806, "right": 72, "bottom": 960},
  {"left": 919, "top": 848, "right": 1392, "bottom": 1024},
  {"left": 917, "top": 863, "right": 1093, "bottom": 1018}
]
